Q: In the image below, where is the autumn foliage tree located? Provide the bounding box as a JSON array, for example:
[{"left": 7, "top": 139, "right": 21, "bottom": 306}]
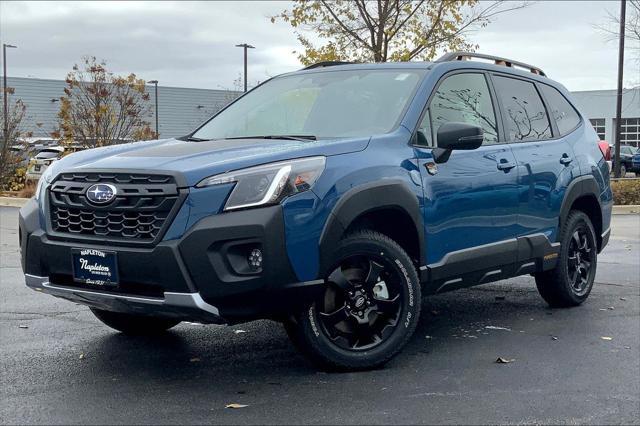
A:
[
  {"left": 272, "top": 0, "right": 528, "bottom": 65},
  {"left": 56, "top": 56, "right": 156, "bottom": 147},
  {"left": 0, "top": 93, "right": 32, "bottom": 191}
]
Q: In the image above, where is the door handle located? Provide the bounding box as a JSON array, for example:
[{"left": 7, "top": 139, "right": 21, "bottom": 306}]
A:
[
  {"left": 497, "top": 158, "right": 516, "bottom": 171},
  {"left": 560, "top": 154, "right": 573, "bottom": 165}
]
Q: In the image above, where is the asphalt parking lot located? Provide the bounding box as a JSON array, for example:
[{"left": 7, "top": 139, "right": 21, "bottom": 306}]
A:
[{"left": 1, "top": 206, "right": 638, "bottom": 425}]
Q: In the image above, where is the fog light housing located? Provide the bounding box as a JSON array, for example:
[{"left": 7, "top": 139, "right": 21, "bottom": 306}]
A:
[{"left": 248, "top": 248, "right": 263, "bottom": 271}]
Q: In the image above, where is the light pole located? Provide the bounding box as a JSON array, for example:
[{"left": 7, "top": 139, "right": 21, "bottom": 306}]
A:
[
  {"left": 3, "top": 43, "right": 17, "bottom": 147},
  {"left": 148, "top": 80, "right": 159, "bottom": 137},
  {"left": 235, "top": 43, "right": 255, "bottom": 92},
  {"left": 613, "top": 0, "right": 626, "bottom": 178}
]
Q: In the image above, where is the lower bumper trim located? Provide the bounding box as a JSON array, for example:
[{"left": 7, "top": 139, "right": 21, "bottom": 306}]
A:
[
  {"left": 25, "top": 274, "right": 225, "bottom": 324},
  {"left": 600, "top": 227, "right": 611, "bottom": 252}
]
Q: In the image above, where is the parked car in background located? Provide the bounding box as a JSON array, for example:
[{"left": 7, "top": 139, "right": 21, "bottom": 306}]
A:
[
  {"left": 598, "top": 140, "right": 611, "bottom": 172},
  {"left": 632, "top": 150, "right": 640, "bottom": 176},
  {"left": 611, "top": 144, "right": 639, "bottom": 177},
  {"left": 25, "top": 146, "right": 65, "bottom": 183}
]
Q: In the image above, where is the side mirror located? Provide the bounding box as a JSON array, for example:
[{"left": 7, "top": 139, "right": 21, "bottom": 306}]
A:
[{"left": 433, "top": 122, "right": 484, "bottom": 163}]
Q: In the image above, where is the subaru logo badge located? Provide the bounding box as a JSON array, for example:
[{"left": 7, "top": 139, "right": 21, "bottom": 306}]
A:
[{"left": 86, "top": 184, "right": 117, "bottom": 205}]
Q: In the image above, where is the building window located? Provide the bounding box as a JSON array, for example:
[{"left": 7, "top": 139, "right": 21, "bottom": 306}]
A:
[
  {"left": 620, "top": 118, "right": 640, "bottom": 148},
  {"left": 590, "top": 118, "right": 606, "bottom": 141}
]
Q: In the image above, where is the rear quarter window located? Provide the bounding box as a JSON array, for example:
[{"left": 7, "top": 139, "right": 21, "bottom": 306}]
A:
[{"left": 539, "top": 84, "right": 581, "bottom": 136}]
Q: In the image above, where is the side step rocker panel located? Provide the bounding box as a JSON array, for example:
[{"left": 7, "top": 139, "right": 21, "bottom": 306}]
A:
[{"left": 420, "top": 233, "right": 560, "bottom": 295}]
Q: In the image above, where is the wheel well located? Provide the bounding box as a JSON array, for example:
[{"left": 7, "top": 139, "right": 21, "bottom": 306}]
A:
[
  {"left": 569, "top": 195, "right": 603, "bottom": 249},
  {"left": 345, "top": 208, "right": 421, "bottom": 264}
]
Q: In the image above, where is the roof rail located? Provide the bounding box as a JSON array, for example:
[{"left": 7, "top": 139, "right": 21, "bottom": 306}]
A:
[
  {"left": 302, "top": 61, "right": 355, "bottom": 70},
  {"left": 436, "top": 51, "right": 546, "bottom": 77}
]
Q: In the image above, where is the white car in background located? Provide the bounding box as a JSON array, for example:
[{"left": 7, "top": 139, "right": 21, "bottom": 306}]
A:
[{"left": 25, "top": 146, "right": 65, "bottom": 183}]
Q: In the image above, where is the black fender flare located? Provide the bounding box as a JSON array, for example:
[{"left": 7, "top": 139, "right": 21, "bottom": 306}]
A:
[
  {"left": 558, "top": 175, "right": 602, "bottom": 239},
  {"left": 318, "top": 179, "right": 425, "bottom": 275}
]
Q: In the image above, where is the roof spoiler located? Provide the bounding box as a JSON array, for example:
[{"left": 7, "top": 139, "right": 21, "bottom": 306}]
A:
[{"left": 436, "top": 51, "right": 546, "bottom": 77}]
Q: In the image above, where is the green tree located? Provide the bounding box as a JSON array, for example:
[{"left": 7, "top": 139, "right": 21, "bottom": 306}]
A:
[
  {"left": 55, "top": 56, "right": 156, "bottom": 148},
  {"left": 272, "top": 0, "right": 528, "bottom": 65}
]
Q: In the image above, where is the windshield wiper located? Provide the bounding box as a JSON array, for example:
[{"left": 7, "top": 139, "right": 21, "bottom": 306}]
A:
[
  {"left": 185, "top": 136, "right": 211, "bottom": 142},
  {"left": 225, "top": 135, "right": 317, "bottom": 142}
]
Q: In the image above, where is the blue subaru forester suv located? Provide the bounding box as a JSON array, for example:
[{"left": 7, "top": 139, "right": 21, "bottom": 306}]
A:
[{"left": 19, "top": 52, "right": 612, "bottom": 370}]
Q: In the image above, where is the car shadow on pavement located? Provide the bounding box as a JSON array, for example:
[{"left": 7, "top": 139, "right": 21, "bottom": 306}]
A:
[{"left": 75, "top": 282, "right": 568, "bottom": 384}]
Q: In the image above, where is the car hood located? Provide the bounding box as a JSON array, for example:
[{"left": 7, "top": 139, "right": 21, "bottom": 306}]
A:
[{"left": 49, "top": 137, "right": 369, "bottom": 187}]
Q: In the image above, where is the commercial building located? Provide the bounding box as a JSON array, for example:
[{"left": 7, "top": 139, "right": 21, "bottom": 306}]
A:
[
  {"left": 2, "top": 76, "right": 639, "bottom": 147},
  {"left": 3, "top": 77, "right": 240, "bottom": 139},
  {"left": 572, "top": 89, "right": 640, "bottom": 147}
]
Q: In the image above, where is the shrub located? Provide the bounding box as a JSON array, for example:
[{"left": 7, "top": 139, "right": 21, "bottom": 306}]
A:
[
  {"left": 2, "top": 166, "right": 27, "bottom": 192},
  {"left": 611, "top": 179, "right": 640, "bottom": 205},
  {"left": 18, "top": 181, "right": 36, "bottom": 198}
]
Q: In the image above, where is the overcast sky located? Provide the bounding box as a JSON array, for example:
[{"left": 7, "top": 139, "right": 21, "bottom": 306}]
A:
[{"left": 1, "top": 1, "right": 638, "bottom": 92}]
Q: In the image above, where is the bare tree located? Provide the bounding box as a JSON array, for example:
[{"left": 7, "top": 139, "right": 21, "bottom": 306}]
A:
[
  {"left": 272, "top": 0, "right": 530, "bottom": 65},
  {"left": 595, "top": 0, "right": 640, "bottom": 65}
]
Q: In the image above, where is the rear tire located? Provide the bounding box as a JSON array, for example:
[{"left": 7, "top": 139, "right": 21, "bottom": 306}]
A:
[
  {"left": 285, "top": 230, "right": 421, "bottom": 371},
  {"left": 90, "top": 308, "right": 180, "bottom": 335},
  {"left": 535, "top": 211, "right": 598, "bottom": 307}
]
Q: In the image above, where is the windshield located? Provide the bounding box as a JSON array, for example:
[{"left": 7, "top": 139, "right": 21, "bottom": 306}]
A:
[{"left": 192, "top": 69, "right": 426, "bottom": 140}]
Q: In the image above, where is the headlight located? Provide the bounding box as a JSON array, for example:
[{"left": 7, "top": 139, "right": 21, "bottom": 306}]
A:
[
  {"left": 34, "top": 166, "right": 55, "bottom": 201},
  {"left": 197, "top": 156, "right": 325, "bottom": 211}
]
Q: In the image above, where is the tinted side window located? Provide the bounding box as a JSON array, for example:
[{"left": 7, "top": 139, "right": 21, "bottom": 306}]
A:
[
  {"left": 493, "top": 75, "right": 552, "bottom": 142},
  {"left": 423, "top": 73, "right": 498, "bottom": 146},
  {"left": 540, "top": 84, "right": 581, "bottom": 135}
]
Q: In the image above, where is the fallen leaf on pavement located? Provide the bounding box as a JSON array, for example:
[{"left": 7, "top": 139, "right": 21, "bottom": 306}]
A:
[
  {"left": 485, "top": 326, "right": 511, "bottom": 331},
  {"left": 79, "top": 353, "right": 85, "bottom": 360},
  {"left": 551, "top": 336, "right": 558, "bottom": 340},
  {"left": 608, "top": 306, "right": 615, "bottom": 310},
  {"left": 495, "top": 357, "right": 515, "bottom": 364},
  {"left": 233, "top": 330, "right": 247, "bottom": 334},
  {"left": 226, "top": 404, "right": 248, "bottom": 409},
  {"left": 620, "top": 297, "right": 627, "bottom": 301},
  {"left": 18, "top": 325, "right": 28, "bottom": 329},
  {"left": 601, "top": 336, "right": 613, "bottom": 341}
]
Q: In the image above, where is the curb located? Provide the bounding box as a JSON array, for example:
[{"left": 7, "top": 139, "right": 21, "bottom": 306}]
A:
[
  {"left": 612, "top": 205, "right": 640, "bottom": 215},
  {"left": 0, "top": 197, "right": 638, "bottom": 215},
  {"left": 0, "top": 197, "right": 30, "bottom": 208}
]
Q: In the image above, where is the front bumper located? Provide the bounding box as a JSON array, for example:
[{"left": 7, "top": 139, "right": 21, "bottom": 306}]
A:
[
  {"left": 25, "top": 273, "right": 224, "bottom": 323},
  {"left": 20, "top": 198, "right": 324, "bottom": 323}
]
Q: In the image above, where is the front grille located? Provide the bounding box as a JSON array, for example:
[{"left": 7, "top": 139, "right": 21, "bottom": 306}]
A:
[{"left": 48, "top": 172, "right": 183, "bottom": 244}]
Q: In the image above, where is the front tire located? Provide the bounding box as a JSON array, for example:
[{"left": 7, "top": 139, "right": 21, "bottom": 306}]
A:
[
  {"left": 285, "top": 230, "right": 421, "bottom": 371},
  {"left": 535, "top": 211, "right": 598, "bottom": 307},
  {"left": 90, "top": 308, "right": 180, "bottom": 335}
]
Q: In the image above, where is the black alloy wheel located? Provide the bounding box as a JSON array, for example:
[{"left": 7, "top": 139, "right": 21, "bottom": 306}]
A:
[
  {"left": 283, "top": 230, "right": 421, "bottom": 371},
  {"left": 565, "top": 226, "right": 596, "bottom": 296},
  {"left": 318, "top": 255, "right": 403, "bottom": 351}
]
